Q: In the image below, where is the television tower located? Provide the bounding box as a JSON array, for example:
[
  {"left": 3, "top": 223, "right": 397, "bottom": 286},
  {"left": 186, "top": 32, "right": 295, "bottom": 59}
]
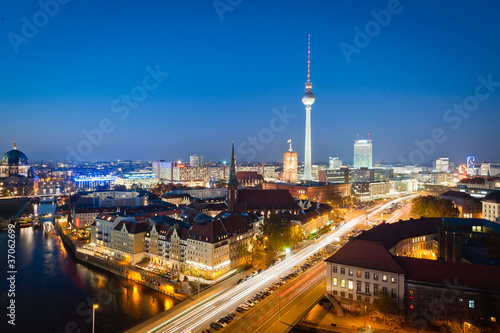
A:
[{"left": 302, "top": 35, "right": 315, "bottom": 181}]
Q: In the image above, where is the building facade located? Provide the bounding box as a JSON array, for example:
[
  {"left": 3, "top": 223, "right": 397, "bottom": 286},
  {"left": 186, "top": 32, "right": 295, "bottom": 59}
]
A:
[
  {"left": 354, "top": 139, "right": 373, "bottom": 168},
  {"left": 482, "top": 191, "right": 500, "bottom": 222},
  {"left": 282, "top": 148, "right": 298, "bottom": 183}
]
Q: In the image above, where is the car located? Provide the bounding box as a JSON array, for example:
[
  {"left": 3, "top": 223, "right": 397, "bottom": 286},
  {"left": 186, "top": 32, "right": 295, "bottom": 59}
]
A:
[
  {"left": 257, "top": 269, "right": 263, "bottom": 274},
  {"left": 228, "top": 312, "right": 236, "bottom": 318},
  {"left": 210, "top": 322, "right": 221, "bottom": 330},
  {"left": 202, "top": 330, "right": 212, "bottom": 333},
  {"left": 237, "top": 279, "right": 244, "bottom": 284},
  {"left": 223, "top": 315, "right": 233, "bottom": 322},
  {"left": 245, "top": 299, "right": 255, "bottom": 307},
  {"left": 216, "top": 319, "right": 227, "bottom": 327},
  {"left": 239, "top": 303, "right": 249, "bottom": 309},
  {"left": 236, "top": 307, "right": 245, "bottom": 313}
]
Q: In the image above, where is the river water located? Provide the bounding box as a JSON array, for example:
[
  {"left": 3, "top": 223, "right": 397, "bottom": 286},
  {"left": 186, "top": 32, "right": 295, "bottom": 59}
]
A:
[{"left": 1, "top": 202, "right": 176, "bottom": 333}]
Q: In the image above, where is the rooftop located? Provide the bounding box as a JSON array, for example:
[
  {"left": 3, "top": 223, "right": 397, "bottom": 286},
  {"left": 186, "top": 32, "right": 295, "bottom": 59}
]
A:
[{"left": 325, "top": 239, "right": 405, "bottom": 274}]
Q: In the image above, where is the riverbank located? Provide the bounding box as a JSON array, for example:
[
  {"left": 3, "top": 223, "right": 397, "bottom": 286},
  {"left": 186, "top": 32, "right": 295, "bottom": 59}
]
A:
[{"left": 57, "top": 221, "right": 189, "bottom": 301}]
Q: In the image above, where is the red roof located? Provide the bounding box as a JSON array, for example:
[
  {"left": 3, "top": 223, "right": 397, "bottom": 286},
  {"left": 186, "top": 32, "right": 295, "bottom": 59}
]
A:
[
  {"left": 394, "top": 256, "right": 500, "bottom": 292},
  {"left": 459, "top": 177, "right": 485, "bottom": 184},
  {"left": 114, "top": 221, "right": 149, "bottom": 234},
  {"left": 325, "top": 239, "right": 406, "bottom": 274},
  {"left": 355, "top": 218, "right": 441, "bottom": 249},
  {"left": 234, "top": 189, "right": 300, "bottom": 211},
  {"left": 236, "top": 171, "right": 264, "bottom": 181},
  {"left": 189, "top": 214, "right": 252, "bottom": 243}
]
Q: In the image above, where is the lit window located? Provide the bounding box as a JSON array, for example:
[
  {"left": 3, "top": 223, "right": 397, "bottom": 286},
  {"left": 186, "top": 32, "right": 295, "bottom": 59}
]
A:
[
  {"left": 357, "top": 270, "right": 361, "bottom": 278},
  {"left": 469, "top": 300, "right": 474, "bottom": 308},
  {"left": 340, "top": 279, "right": 345, "bottom": 288},
  {"left": 349, "top": 269, "right": 353, "bottom": 276},
  {"left": 333, "top": 277, "right": 338, "bottom": 286},
  {"left": 382, "top": 274, "right": 388, "bottom": 282},
  {"left": 373, "top": 273, "right": 379, "bottom": 281},
  {"left": 348, "top": 280, "right": 354, "bottom": 291},
  {"left": 391, "top": 276, "right": 397, "bottom": 283}
]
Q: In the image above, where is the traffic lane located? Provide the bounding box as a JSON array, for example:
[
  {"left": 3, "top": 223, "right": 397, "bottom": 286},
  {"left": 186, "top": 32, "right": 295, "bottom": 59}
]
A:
[{"left": 218, "top": 263, "right": 324, "bottom": 333}]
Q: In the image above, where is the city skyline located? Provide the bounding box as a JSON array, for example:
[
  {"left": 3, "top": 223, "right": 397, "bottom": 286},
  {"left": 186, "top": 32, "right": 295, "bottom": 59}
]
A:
[{"left": 1, "top": 1, "right": 500, "bottom": 164}]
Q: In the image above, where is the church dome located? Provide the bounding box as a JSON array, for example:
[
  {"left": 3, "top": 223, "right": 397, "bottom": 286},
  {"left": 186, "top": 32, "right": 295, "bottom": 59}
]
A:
[{"left": 1, "top": 142, "right": 28, "bottom": 166}]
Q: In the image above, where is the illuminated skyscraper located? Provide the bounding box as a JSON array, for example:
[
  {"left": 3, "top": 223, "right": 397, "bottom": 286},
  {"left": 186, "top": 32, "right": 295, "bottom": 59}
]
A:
[
  {"left": 302, "top": 35, "right": 315, "bottom": 180},
  {"left": 435, "top": 157, "right": 450, "bottom": 172},
  {"left": 190, "top": 154, "right": 204, "bottom": 167},
  {"left": 353, "top": 139, "right": 372, "bottom": 168},
  {"left": 466, "top": 155, "right": 475, "bottom": 176}
]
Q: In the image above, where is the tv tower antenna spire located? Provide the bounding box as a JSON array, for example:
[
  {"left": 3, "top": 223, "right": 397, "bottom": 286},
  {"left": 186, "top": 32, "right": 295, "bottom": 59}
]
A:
[{"left": 306, "top": 35, "right": 312, "bottom": 89}]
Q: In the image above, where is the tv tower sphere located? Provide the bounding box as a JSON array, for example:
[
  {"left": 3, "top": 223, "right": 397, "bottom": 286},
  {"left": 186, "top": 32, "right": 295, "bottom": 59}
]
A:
[{"left": 302, "top": 90, "right": 315, "bottom": 105}]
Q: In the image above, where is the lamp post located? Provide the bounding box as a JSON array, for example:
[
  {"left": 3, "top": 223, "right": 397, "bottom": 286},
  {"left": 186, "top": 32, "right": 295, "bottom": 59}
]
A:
[
  {"left": 364, "top": 305, "right": 367, "bottom": 328},
  {"left": 276, "top": 275, "right": 281, "bottom": 322},
  {"left": 197, "top": 267, "right": 200, "bottom": 299},
  {"left": 263, "top": 236, "right": 268, "bottom": 265},
  {"left": 92, "top": 304, "right": 98, "bottom": 333}
]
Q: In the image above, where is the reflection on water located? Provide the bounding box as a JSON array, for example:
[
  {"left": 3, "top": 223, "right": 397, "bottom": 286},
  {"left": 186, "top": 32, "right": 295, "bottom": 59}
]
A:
[{"left": 0, "top": 203, "right": 177, "bottom": 333}]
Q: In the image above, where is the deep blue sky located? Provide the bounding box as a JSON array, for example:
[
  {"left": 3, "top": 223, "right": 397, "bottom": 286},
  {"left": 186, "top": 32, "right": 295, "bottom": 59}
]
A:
[{"left": 1, "top": 0, "right": 499, "bottom": 164}]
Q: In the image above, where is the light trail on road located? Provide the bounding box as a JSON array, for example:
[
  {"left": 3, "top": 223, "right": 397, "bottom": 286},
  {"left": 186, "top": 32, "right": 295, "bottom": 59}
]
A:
[{"left": 145, "top": 194, "right": 417, "bottom": 333}]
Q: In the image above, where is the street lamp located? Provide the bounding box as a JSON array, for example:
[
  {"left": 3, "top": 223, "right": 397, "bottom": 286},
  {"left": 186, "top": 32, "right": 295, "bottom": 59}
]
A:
[
  {"left": 276, "top": 275, "right": 281, "bottom": 322},
  {"left": 364, "top": 305, "right": 367, "bottom": 328},
  {"left": 92, "top": 304, "right": 99, "bottom": 333},
  {"left": 263, "top": 236, "right": 268, "bottom": 266}
]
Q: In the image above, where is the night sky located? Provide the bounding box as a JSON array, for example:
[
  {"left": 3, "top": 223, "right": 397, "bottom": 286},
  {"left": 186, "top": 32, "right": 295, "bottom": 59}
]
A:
[{"left": 1, "top": 0, "right": 499, "bottom": 165}]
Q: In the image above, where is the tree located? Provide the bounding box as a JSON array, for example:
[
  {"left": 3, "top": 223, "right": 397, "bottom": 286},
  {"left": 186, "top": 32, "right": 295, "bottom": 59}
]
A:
[
  {"left": 411, "top": 196, "right": 459, "bottom": 218},
  {"left": 372, "top": 292, "right": 402, "bottom": 331},
  {"left": 238, "top": 238, "right": 257, "bottom": 266},
  {"left": 261, "top": 214, "right": 301, "bottom": 251}
]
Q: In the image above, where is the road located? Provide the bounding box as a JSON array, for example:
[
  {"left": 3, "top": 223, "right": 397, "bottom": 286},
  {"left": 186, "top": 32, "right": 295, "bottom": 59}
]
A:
[
  {"left": 128, "top": 194, "right": 417, "bottom": 333},
  {"left": 221, "top": 263, "right": 326, "bottom": 333}
]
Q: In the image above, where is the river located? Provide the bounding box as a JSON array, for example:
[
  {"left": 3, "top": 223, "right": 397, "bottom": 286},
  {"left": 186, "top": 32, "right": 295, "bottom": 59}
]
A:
[{"left": 1, "top": 202, "right": 177, "bottom": 333}]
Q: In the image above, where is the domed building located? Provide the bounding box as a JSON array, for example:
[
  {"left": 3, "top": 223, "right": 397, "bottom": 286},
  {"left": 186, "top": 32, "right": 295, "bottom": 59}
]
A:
[{"left": 0, "top": 141, "right": 38, "bottom": 196}]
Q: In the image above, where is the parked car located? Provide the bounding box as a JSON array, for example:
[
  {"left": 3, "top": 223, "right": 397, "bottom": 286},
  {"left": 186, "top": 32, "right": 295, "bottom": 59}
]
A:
[
  {"left": 216, "top": 319, "right": 227, "bottom": 327},
  {"left": 237, "top": 279, "right": 244, "bottom": 284},
  {"left": 236, "top": 307, "right": 245, "bottom": 313},
  {"left": 210, "top": 322, "right": 221, "bottom": 330}
]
